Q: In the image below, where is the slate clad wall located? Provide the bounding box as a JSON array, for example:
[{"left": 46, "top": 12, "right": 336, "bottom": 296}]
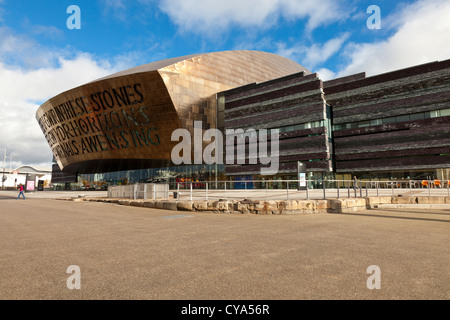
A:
[
  {"left": 324, "top": 59, "right": 450, "bottom": 173},
  {"left": 222, "top": 72, "right": 333, "bottom": 176}
]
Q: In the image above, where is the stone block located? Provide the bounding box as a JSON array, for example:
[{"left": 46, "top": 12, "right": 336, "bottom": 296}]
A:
[
  {"left": 416, "top": 197, "right": 446, "bottom": 204},
  {"left": 216, "top": 200, "right": 231, "bottom": 212},
  {"left": 143, "top": 201, "right": 156, "bottom": 208},
  {"left": 328, "top": 200, "right": 342, "bottom": 212},
  {"left": 130, "top": 200, "right": 143, "bottom": 207},
  {"left": 177, "top": 201, "right": 193, "bottom": 211},
  {"left": 297, "top": 201, "right": 316, "bottom": 211},
  {"left": 391, "top": 196, "right": 417, "bottom": 204},
  {"left": 163, "top": 201, "right": 178, "bottom": 211},
  {"left": 316, "top": 200, "right": 328, "bottom": 210},
  {"left": 262, "top": 201, "right": 278, "bottom": 214},
  {"left": 193, "top": 201, "right": 208, "bottom": 211}
]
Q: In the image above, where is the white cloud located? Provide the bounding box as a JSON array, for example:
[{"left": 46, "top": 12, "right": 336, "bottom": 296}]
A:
[
  {"left": 155, "top": 0, "right": 348, "bottom": 36},
  {"left": 276, "top": 33, "right": 350, "bottom": 70},
  {"left": 335, "top": 0, "right": 450, "bottom": 78},
  {"left": 315, "top": 68, "right": 336, "bottom": 81},
  {"left": 0, "top": 32, "right": 128, "bottom": 169}
]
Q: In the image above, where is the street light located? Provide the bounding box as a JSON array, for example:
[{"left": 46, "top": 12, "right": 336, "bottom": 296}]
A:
[{"left": 9, "top": 154, "right": 15, "bottom": 170}]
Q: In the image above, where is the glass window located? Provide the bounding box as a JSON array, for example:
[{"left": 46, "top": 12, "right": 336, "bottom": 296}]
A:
[
  {"left": 286, "top": 125, "right": 295, "bottom": 132},
  {"left": 440, "top": 108, "right": 450, "bottom": 117},
  {"left": 370, "top": 119, "right": 382, "bottom": 126},
  {"left": 383, "top": 117, "right": 396, "bottom": 124},
  {"left": 395, "top": 115, "right": 410, "bottom": 122},
  {"left": 410, "top": 113, "right": 425, "bottom": 120},
  {"left": 294, "top": 124, "right": 305, "bottom": 130},
  {"left": 430, "top": 110, "right": 440, "bottom": 118},
  {"left": 358, "top": 120, "right": 371, "bottom": 128}
]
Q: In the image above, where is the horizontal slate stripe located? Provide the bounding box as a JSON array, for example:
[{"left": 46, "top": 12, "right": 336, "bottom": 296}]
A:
[
  {"left": 327, "top": 75, "right": 450, "bottom": 110},
  {"left": 224, "top": 95, "right": 323, "bottom": 119},
  {"left": 226, "top": 134, "right": 328, "bottom": 150},
  {"left": 334, "top": 123, "right": 450, "bottom": 143},
  {"left": 335, "top": 132, "right": 450, "bottom": 150},
  {"left": 324, "top": 59, "right": 450, "bottom": 95},
  {"left": 225, "top": 81, "right": 322, "bottom": 110},
  {"left": 224, "top": 72, "right": 315, "bottom": 102},
  {"left": 336, "top": 154, "right": 450, "bottom": 172},
  {"left": 225, "top": 104, "right": 325, "bottom": 128},
  {"left": 225, "top": 152, "right": 330, "bottom": 164},
  {"left": 335, "top": 146, "right": 450, "bottom": 161},
  {"left": 333, "top": 116, "right": 450, "bottom": 138},
  {"left": 225, "top": 160, "right": 332, "bottom": 175},
  {"left": 333, "top": 89, "right": 450, "bottom": 119}
]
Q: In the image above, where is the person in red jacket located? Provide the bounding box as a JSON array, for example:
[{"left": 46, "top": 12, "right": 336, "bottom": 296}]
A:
[{"left": 17, "top": 184, "right": 26, "bottom": 200}]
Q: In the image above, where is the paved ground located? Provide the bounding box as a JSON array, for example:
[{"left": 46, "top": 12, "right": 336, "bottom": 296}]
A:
[{"left": 0, "top": 191, "right": 449, "bottom": 300}]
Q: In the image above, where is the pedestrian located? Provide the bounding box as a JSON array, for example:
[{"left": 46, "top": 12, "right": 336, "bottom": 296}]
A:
[
  {"left": 17, "top": 183, "right": 26, "bottom": 200},
  {"left": 353, "top": 176, "right": 359, "bottom": 189}
]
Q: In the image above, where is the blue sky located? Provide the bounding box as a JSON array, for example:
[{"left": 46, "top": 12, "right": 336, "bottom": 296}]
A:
[{"left": 1, "top": 0, "right": 450, "bottom": 168}]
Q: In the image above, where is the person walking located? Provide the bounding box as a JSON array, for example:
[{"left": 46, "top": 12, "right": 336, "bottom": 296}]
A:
[
  {"left": 17, "top": 183, "right": 26, "bottom": 200},
  {"left": 353, "top": 176, "right": 359, "bottom": 189}
]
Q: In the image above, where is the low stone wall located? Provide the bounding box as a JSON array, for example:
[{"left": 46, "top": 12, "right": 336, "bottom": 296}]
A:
[
  {"left": 79, "top": 196, "right": 450, "bottom": 214},
  {"left": 83, "top": 197, "right": 368, "bottom": 214}
]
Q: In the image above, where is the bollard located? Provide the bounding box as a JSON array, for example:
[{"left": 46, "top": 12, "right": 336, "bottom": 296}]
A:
[
  {"left": 348, "top": 181, "right": 350, "bottom": 198},
  {"left": 428, "top": 180, "right": 431, "bottom": 197},
  {"left": 190, "top": 182, "right": 193, "bottom": 201},
  {"left": 286, "top": 181, "right": 289, "bottom": 200},
  {"left": 306, "top": 181, "right": 309, "bottom": 200},
  {"left": 337, "top": 181, "right": 339, "bottom": 199},
  {"left": 323, "top": 180, "right": 326, "bottom": 200}
]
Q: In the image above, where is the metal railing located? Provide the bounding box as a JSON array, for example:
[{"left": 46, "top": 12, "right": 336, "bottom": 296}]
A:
[
  {"left": 107, "top": 183, "right": 169, "bottom": 200},
  {"left": 168, "top": 179, "right": 450, "bottom": 201}
]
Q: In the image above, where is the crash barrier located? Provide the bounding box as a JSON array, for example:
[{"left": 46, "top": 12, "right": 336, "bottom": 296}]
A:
[{"left": 107, "top": 183, "right": 169, "bottom": 200}]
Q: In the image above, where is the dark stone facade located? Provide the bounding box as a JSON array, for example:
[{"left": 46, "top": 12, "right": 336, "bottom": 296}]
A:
[
  {"left": 325, "top": 59, "right": 450, "bottom": 174},
  {"left": 221, "top": 59, "right": 450, "bottom": 179},
  {"left": 220, "top": 72, "right": 333, "bottom": 176}
]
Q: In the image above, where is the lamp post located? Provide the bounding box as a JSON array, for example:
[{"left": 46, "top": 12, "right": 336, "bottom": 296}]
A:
[{"left": 9, "top": 154, "right": 15, "bottom": 170}]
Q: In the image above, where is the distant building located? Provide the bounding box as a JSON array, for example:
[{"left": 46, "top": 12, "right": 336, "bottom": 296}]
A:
[{"left": 1, "top": 165, "right": 51, "bottom": 190}]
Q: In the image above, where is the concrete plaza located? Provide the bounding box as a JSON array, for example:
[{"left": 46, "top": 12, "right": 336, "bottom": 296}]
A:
[{"left": 0, "top": 190, "right": 448, "bottom": 300}]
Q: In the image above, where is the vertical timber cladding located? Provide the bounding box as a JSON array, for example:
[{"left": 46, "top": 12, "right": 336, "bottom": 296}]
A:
[
  {"left": 222, "top": 72, "right": 333, "bottom": 176},
  {"left": 36, "top": 71, "right": 181, "bottom": 174},
  {"left": 324, "top": 59, "right": 450, "bottom": 173}
]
